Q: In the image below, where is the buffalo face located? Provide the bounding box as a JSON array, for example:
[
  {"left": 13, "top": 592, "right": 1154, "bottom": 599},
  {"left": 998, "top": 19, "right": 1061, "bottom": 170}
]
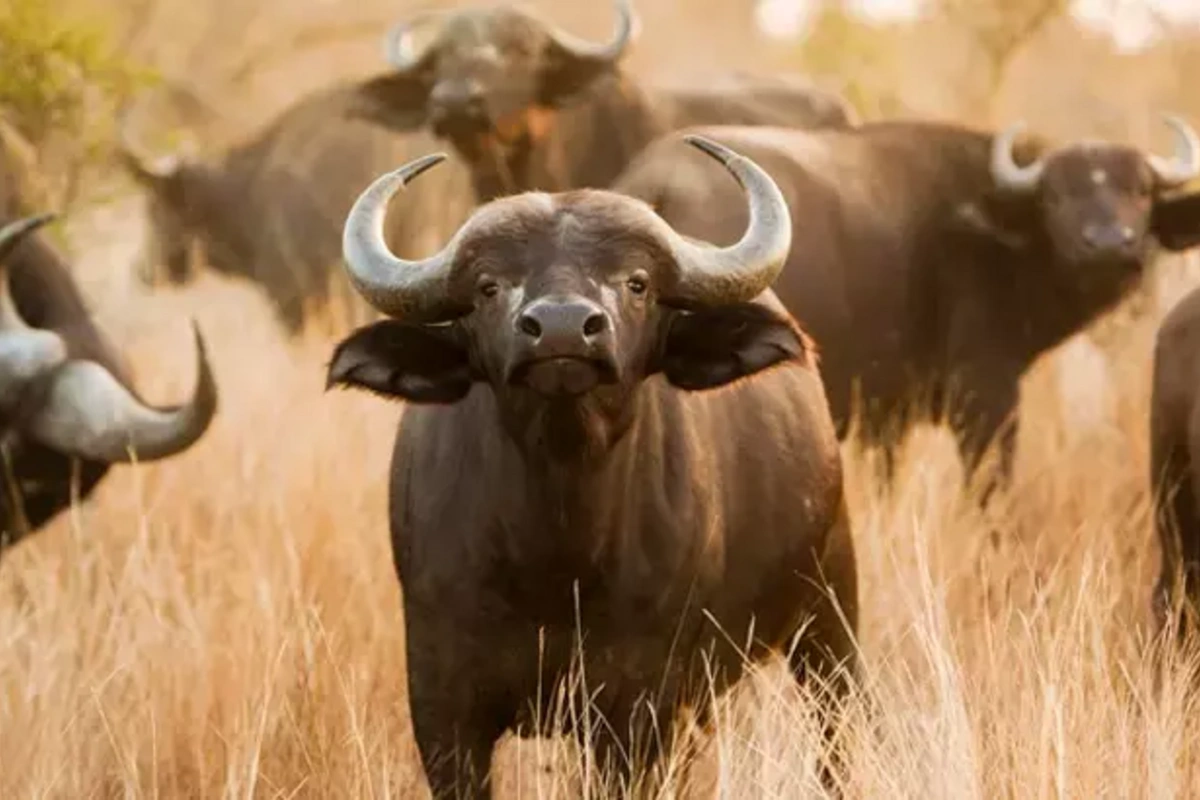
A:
[
  {"left": 327, "top": 137, "right": 804, "bottom": 454},
  {"left": 116, "top": 126, "right": 206, "bottom": 288},
  {"left": 973, "top": 115, "right": 1200, "bottom": 276},
  {"left": 1030, "top": 146, "right": 1157, "bottom": 269},
  {"left": 364, "top": 1, "right": 635, "bottom": 166},
  {"left": 139, "top": 173, "right": 196, "bottom": 287}
]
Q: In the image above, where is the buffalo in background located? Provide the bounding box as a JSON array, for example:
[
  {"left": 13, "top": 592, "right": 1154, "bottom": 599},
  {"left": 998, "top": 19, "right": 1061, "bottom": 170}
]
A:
[
  {"left": 117, "top": 80, "right": 476, "bottom": 334},
  {"left": 1147, "top": 238, "right": 1200, "bottom": 636},
  {"left": 613, "top": 116, "right": 1200, "bottom": 500},
  {"left": 352, "top": 0, "right": 855, "bottom": 200},
  {"left": 326, "top": 139, "right": 857, "bottom": 797},
  {"left": 0, "top": 213, "right": 217, "bottom": 556}
]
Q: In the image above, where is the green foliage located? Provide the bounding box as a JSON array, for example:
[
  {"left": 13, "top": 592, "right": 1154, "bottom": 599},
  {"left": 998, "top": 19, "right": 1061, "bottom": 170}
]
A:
[
  {"left": 0, "top": 0, "right": 157, "bottom": 207},
  {"left": 769, "top": 5, "right": 909, "bottom": 120}
]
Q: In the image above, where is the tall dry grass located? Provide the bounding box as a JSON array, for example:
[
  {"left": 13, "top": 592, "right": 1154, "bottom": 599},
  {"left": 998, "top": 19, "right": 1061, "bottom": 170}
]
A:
[
  {"left": 6, "top": 1, "right": 1200, "bottom": 796},
  {"left": 1, "top": 196, "right": 1199, "bottom": 797}
]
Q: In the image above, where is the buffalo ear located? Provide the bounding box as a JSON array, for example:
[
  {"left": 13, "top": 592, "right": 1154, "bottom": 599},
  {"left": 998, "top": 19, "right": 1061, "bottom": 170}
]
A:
[
  {"left": 326, "top": 321, "right": 474, "bottom": 404},
  {"left": 343, "top": 73, "right": 433, "bottom": 131},
  {"left": 656, "top": 303, "right": 807, "bottom": 391},
  {"left": 951, "top": 199, "right": 1031, "bottom": 252},
  {"left": 1153, "top": 192, "right": 1200, "bottom": 252},
  {"left": 538, "top": 51, "right": 620, "bottom": 107}
]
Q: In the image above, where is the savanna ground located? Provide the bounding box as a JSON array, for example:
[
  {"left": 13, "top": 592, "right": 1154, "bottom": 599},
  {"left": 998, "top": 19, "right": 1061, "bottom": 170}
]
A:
[{"left": 5, "top": 0, "right": 1200, "bottom": 797}]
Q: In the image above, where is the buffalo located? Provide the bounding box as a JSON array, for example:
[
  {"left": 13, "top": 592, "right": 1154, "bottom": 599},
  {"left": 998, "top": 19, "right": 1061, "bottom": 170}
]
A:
[
  {"left": 612, "top": 117, "right": 1200, "bottom": 500},
  {"left": 326, "top": 139, "right": 857, "bottom": 797},
  {"left": 117, "top": 80, "right": 475, "bottom": 334},
  {"left": 352, "top": 0, "right": 855, "bottom": 200},
  {"left": 0, "top": 213, "right": 217, "bottom": 556},
  {"left": 1148, "top": 261, "right": 1200, "bottom": 636}
]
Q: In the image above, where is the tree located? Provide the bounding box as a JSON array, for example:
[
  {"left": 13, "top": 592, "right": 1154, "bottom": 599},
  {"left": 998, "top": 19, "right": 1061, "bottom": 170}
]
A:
[
  {"left": 0, "top": 0, "right": 153, "bottom": 212},
  {"left": 933, "top": 0, "right": 1070, "bottom": 113}
]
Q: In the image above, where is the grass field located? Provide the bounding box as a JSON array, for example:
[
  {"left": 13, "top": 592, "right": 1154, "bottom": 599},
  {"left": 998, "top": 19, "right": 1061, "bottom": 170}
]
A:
[
  {"left": 0, "top": 194, "right": 1197, "bottom": 798},
  {"left": 6, "top": 0, "right": 1200, "bottom": 795}
]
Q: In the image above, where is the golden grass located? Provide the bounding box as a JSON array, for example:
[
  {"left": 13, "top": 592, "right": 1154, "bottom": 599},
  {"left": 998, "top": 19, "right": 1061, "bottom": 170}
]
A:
[
  {"left": 0, "top": 195, "right": 1198, "bottom": 798},
  {"left": 7, "top": 0, "right": 1200, "bottom": 789}
]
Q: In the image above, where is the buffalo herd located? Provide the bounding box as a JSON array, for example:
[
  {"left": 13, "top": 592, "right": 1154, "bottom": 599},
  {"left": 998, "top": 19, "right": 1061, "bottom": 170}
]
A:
[{"left": 5, "top": 0, "right": 1200, "bottom": 796}]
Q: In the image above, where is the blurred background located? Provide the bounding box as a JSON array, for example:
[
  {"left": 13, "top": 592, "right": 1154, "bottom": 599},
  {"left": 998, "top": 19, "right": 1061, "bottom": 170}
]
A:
[
  {"left": 7, "top": 0, "right": 1200, "bottom": 203},
  {"left": 6, "top": 0, "right": 1200, "bottom": 305},
  {"left": 5, "top": 2, "right": 1200, "bottom": 796}
]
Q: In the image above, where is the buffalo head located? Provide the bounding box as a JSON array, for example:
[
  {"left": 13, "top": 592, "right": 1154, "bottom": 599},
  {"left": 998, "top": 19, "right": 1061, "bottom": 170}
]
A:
[
  {"left": 328, "top": 136, "right": 801, "bottom": 456},
  {"left": 363, "top": 1, "right": 635, "bottom": 167},
  {"left": 0, "top": 214, "right": 218, "bottom": 464},
  {"left": 115, "top": 113, "right": 253, "bottom": 289},
  {"left": 966, "top": 115, "right": 1200, "bottom": 273}
]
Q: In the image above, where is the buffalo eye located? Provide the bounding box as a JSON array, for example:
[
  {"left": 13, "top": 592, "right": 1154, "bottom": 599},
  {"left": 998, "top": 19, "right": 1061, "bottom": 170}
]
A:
[
  {"left": 626, "top": 271, "right": 649, "bottom": 296},
  {"left": 478, "top": 278, "right": 500, "bottom": 299}
]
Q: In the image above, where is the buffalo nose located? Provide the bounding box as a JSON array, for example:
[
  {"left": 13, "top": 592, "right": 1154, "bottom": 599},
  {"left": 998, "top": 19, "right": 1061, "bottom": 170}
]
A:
[
  {"left": 1082, "top": 222, "right": 1136, "bottom": 252},
  {"left": 430, "top": 80, "right": 486, "bottom": 119},
  {"left": 516, "top": 297, "right": 609, "bottom": 353}
]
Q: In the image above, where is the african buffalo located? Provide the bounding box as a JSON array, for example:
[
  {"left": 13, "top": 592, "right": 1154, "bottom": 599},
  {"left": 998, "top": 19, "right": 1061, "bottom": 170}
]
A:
[
  {"left": 117, "top": 80, "right": 475, "bottom": 334},
  {"left": 612, "top": 117, "right": 1200, "bottom": 499},
  {"left": 1148, "top": 262, "right": 1200, "bottom": 636},
  {"left": 352, "top": 0, "right": 855, "bottom": 200},
  {"left": 0, "top": 213, "right": 217, "bottom": 556},
  {"left": 326, "top": 139, "right": 857, "bottom": 797}
]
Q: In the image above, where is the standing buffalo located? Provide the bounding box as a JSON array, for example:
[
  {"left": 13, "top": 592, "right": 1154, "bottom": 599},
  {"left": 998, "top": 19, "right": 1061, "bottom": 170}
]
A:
[
  {"left": 352, "top": 0, "right": 855, "bottom": 200},
  {"left": 117, "top": 80, "right": 475, "bottom": 334},
  {"left": 1148, "top": 261, "right": 1200, "bottom": 636},
  {"left": 0, "top": 214, "right": 217, "bottom": 556},
  {"left": 612, "top": 117, "right": 1200, "bottom": 499},
  {"left": 326, "top": 139, "right": 857, "bottom": 797}
]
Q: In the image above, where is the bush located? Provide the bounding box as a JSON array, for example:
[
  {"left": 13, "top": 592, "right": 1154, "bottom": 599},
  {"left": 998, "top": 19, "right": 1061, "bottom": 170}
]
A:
[{"left": 0, "top": 0, "right": 155, "bottom": 212}]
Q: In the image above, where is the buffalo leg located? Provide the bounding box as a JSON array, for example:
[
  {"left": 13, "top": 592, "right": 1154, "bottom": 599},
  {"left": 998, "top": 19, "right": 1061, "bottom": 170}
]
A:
[
  {"left": 405, "top": 622, "right": 512, "bottom": 799},
  {"left": 1151, "top": 412, "right": 1200, "bottom": 639},
  {"left": 787, "top": 504, "right": 859, "bottom": 794},
  {"left": 948, "top": 377, "right": 1020, "bottom": 507}
]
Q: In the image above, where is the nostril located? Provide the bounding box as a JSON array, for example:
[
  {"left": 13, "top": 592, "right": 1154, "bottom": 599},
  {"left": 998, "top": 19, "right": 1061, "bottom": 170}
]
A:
[
  {"left": 518, "top": 314, "right": 542, "bottom": 339},
  {"left": 582, "top": 312, "right": 607, "bottom": 338}
]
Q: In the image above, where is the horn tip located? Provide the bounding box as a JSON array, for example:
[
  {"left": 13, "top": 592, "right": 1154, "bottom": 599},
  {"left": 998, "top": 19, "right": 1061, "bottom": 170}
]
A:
[
  {"left": 400, "top": 153, "right": 448, "bottom": 184},
  {"left": 0, "top": 212, "right": 59, "bottom": 256},
  {"left": 188, "top": 318, "right": 206, "bottom": 346},
  {"left": 683, "top": 134, "right": 737, "bottom": 166}
]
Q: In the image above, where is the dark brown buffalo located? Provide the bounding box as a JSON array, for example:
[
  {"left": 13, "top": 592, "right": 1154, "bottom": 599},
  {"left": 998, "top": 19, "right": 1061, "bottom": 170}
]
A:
[
  {"left": 117, "top": 81, "right": 475, "bottom": 334},
  {"left": 352, "top": 0, "right": 855, "bottom": 200},
  {"left": 1148, "top": 265, "right": 1200, "bottom": 636},
  {"left": 325, "top": 139, "right": 856, "bottom": 797},
  {"left": 612, "top": 118, "right": 1200, "bottom": 499},
  {"left": 0, "top": 214, "right": 217, "bottom": 556}
]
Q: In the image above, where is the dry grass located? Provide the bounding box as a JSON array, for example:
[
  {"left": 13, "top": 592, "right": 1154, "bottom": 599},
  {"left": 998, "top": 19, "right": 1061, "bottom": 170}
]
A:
[
  {"left": 6, "top": 1, "right": 1200, "bottom": 796},
  {"left": 0, "top": 195, "right": 1199, "bottom": 798}
]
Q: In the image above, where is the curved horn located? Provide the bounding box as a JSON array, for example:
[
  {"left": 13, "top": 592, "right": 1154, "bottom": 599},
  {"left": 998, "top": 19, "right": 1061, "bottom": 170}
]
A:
[
  {"left": 0, "top": 213, "right": 54, "bottom": 332},
  {"left": 116, "top": 105, "right": 182, "bottom": 183},
  {"left": 341, "top": 153, "right": 464, "bottom": 321},
  {"left": 26, "top": 321, "right": 218, "bottom": 463},
  {"left": 656, "top": 135, "right": 792, "bottom": 307},
  {"left": 542, "top": 0, "right": 636, "bottom": 64},
  {"left": 0, "top": 214, "right": 69, "bottom": 411},
  {"left": 1148, "top": 114, "right": 1200, "bottom": 188},
  {"left": 382, "top": 10, "right": 445, "bottom": 71},
  {"left": 990, "top": 121, "right": 1045, "bottom": 194}
]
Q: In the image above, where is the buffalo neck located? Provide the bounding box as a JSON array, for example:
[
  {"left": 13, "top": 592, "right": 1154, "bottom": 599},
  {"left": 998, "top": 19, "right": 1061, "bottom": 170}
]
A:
[
  {"left": 467, "top": 73, "right": 667, "bottom": 200},
  {"left": 480, "top": 379, "right": 703, "bottom": 613},
  {"left": 1002, "top": 235, "right": 1146, "bottom": 361}
]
